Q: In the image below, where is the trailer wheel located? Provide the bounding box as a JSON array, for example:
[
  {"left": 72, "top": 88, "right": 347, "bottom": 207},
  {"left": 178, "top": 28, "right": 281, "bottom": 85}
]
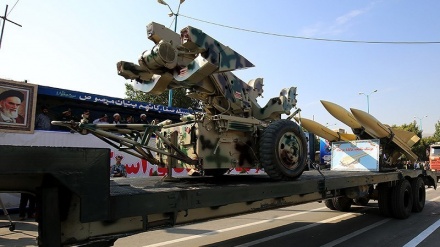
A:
[
  {"left": 391, "top": 179, "right": 413, "bottom": 219},
  {"left": 332, "top": 196, "right": 352, "bottom": 212},
  {"left": 259, "top": 120, "right": 307, "bottom": 181},
  {"left": 378, "top": 183, "right": 392, "bottom": 217},
  {"left": 324, "top": 199, "right": 336, "bottom": 210},
  {"left": 354, "top": 197, "right": 370, "bottom": 206},
  {"left": 411, "top": 177, "right": 425, "bottom": 213}
]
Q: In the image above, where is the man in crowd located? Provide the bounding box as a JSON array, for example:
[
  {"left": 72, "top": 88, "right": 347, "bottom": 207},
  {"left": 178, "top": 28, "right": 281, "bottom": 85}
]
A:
[
  {"left": 112, "top": 113, "right": 121, "bottom": 124},
  {"left": 93, "top": 113, "right": 109, "bottom": 124},
  {"left": 35, "top": 105, "right": 51, "bottom": 130},
  {"left": 18, "top": 193, "right": 36, "bottom": 221},
  {"left": 0, "top": 89, "right": 25, "bottom": 124},
  {"left": 138, "top": 113, "right": 148, "bottom": 124},
  {"left": 110, "top": 155, "right": 127, "bottom": 177}
]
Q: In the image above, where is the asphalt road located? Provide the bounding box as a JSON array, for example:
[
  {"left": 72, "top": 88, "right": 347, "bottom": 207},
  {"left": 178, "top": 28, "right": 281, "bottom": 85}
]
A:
[
  {"left": 113, "top": 187, "right": 440, "bottom": 247},
  {"left": 1, "top": 187, "right": 440, "bottom": 247}
]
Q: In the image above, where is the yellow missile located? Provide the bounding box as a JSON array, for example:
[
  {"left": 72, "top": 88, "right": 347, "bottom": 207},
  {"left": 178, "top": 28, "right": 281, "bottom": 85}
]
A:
[
  {"left": 350, "top": 108, "right": 419, "bottom": 161},
  {"left": 349, "top": 108, "right": 389, "bottom": 138},
  {"left": 295, "top": 117, "right": 356, "bottom": 142},
  {"left": 320, "top": 100, "right": 363, "bottom": 129},
  {"left": 391, "top": 128, "right": 420, "bottom": 148}
]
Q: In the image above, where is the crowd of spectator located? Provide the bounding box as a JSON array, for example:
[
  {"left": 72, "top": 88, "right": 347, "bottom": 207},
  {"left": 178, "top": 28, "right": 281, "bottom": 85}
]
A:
[
  {"left": 398, "top": 160, "right": 431, "bottom": 170},
  {"left": 32, "top": 105, "right": 153, "bottom": 131}
]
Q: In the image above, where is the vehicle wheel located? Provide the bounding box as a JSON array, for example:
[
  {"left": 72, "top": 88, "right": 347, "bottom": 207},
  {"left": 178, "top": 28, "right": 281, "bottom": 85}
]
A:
[
  {"left": 378, "top": 183, "right": 392, "bottom": 217},
  {"left": 354, "top": 197, "right": 370, "bottom": 206},
  {"left": 411, "top": 177, "right": 425, "bottom": 213},
  {"left": 391, "top": 179, "right": 413, "bottom": 219},
  {"left": 324, "top": 199, "right": 336, "bottom": 210},
  {"left": 259, "top": 120, "right": 307, "bottom": 181},
  {"left": 332, "top": 196, "right": 352, "bottom": 212}
]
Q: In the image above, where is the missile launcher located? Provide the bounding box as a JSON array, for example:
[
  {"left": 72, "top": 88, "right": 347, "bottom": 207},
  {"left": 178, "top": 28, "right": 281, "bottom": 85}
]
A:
[
  {"left": 54, "top": 22, "right": 308, "bottom": 181},
  {"left": 297, "top": 100, "right": 420, "bottom": 166}
]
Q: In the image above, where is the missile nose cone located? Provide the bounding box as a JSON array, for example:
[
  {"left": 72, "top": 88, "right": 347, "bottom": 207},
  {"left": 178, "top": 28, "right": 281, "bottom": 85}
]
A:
[
  {"left": 350, "top": 108, "right": 379, "bottom": 123},
  {"left": 350, "top": 108, "right": 366, "bottom": 117},
  {"left": 320, "top": 100, "right": 362, "bottom": 129}
]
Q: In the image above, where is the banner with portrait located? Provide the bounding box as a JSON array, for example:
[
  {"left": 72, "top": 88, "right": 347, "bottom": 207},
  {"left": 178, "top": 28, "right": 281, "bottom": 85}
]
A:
[{"left": 0, "top": 79, "right": 38, "bottom": 133}]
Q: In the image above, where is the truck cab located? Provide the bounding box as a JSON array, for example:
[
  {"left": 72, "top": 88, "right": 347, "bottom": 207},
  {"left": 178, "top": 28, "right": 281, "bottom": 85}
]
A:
[{"left": 429, "top": 142, "right": 440, "bottom": 181}]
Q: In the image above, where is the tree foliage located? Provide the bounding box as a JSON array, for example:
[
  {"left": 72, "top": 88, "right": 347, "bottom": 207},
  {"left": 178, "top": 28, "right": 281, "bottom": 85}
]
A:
[
  {"left": 393, "top": 121, "right": 420, "bottom": 136},
  {"left": 124, "top": 83, "right": 199, "bottom": 109},
  {"left": 392, "top": 121, "right": 440, "bottom": 161},
  {"left": 434, "top": 120, "right": 440, "bottom": 140}
]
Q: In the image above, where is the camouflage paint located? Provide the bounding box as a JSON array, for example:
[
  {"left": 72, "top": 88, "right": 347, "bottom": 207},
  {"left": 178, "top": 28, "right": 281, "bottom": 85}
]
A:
[{"left": 89, "top": 21, "right": 306, "bottom": 176}]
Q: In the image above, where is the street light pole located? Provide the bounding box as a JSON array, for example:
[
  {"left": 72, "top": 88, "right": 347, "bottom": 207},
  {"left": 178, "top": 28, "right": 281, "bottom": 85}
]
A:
[
  {"left": 0, "top": 5, "right": 23, "bottom": 50},
  {"left": 158, "top": 0, "right": 185, "bottom": 107},
  {"left": 414, "top": 115, "right": 428, "bottom": 133},
  {"left": 358, "top": 89, "right": 378, "bottom": 113}
]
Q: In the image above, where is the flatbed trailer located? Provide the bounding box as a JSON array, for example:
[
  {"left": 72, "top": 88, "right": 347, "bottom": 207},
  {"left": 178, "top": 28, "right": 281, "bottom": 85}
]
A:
[{"left": 0, "top": 145, "right": 436, "bottom": 246}]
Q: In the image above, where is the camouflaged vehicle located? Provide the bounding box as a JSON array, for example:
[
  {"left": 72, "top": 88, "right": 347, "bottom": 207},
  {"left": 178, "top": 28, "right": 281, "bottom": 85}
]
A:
[{"left": 55, "top": 22, "right": 307, "bottom": 180}]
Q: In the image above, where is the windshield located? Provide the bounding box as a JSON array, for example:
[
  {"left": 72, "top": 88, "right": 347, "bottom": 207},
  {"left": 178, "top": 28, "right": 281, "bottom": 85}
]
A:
[{"left": 430, "top": 146, "right": 440, "bottom": 157}]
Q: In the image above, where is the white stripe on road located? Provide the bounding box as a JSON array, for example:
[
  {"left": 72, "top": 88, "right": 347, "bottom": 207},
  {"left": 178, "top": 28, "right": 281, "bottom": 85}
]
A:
[
  {"left": 403, "top": 195, "right": 440, "bottom": 247},
  {"left": 143, "top": 206, "right": 328, "bottom": 247},
  {"left": 240, "top": 194, "right": 440, "bottom": 247},
  {"left": 323, "top": 194, "right": 440, "bottom": 247},
  {"left": 235, "top": 210, "right": 367, "bottom": 247},
  {"left": 320, "top": 218, "right": 391, "bottom": 247},
  {"left": 144, "top": 193, "right": 440, "bottom": 247},
  {"left": 403, "top": 219, "right": 440, "bottom": 247}
]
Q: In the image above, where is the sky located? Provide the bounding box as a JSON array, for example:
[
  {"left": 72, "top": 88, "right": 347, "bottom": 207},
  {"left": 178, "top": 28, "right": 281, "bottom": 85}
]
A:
[{"left": 1, "top": 0, "right": 439, "bottom": 136}]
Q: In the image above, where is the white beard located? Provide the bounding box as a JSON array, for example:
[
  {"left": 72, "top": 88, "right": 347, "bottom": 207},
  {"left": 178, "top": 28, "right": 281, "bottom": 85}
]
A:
[{"left": 2, "top": 109, "right": 18, "bottom": 119}]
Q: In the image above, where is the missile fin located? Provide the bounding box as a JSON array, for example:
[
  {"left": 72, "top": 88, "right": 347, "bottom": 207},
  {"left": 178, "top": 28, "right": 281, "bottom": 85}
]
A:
[
  {"left": 350, "top": 108, "right": 418, "bottom": 162},
  {"left": 391, "top": 128, "right": 420, "bottom": 147}
]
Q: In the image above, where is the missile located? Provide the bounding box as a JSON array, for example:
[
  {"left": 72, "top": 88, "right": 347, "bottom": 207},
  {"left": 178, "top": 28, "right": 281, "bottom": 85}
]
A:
[
  {"left": 391, "top": 128, "right": 420, "bottom": 148},
  {"left": 320, "top": 100, "right": 363, "bottom": 129},
  {"left": 294, "top": 117, "right": 356, "bottom": 142},
  {"left": 350, "top": 108, "right": 419, "bottom": 161},
  {"left": 321, "top": 100, "right": 377, "bottom": 140},
  {"left": 349, "top": 108, "right": 389, "bottom": 138}
]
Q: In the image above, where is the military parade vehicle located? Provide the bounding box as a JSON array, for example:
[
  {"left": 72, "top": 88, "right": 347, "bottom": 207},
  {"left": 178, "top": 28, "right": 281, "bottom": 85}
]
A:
[
  {"left": 55, "top": 22, "right": 308, "bottom": 181},
  {"left": 1, "top": 22, "right": 437, "bottom": 247}
]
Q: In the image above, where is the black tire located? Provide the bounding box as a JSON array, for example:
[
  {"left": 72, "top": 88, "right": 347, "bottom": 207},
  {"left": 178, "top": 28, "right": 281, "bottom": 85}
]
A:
[
  {"left": 378, "top": 183, "right": 392, "bottom": 217},
  {"left": 391, "top": 179, "right": 413, "bottom": 219},
  {"left": 354, "top": 197, "right": 370, "bottom": 206},
  {"left": 411, "top": 177, "right": 425, "bottom": 213},
  {"left": 259, "top": 120, "right": 307, "bottom": 181},
  {"left": 332, "top": 196, "right": 352, "bottom": 212},
  {"left": 324, "top": 199, "right": 336, "bottom": 210}
]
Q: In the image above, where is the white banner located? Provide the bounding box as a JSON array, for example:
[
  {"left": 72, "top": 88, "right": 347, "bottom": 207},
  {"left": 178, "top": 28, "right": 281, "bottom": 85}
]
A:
[{"left": 331, "top": 139, "right": 380, "bottom": 171}]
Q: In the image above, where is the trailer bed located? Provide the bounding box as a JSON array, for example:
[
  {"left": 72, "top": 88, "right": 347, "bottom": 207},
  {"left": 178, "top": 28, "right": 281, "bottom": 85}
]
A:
[{"left": 0, "top": 146, "right": 436, "bottom": 246}]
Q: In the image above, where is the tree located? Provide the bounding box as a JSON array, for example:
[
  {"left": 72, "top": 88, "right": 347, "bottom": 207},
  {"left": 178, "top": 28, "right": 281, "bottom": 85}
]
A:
[
  {"left": 391, "top": 122, "right": 440, "bottom": 161},
  {"left": 124, "top": 83, "right": 199, "bottom": 109},
  {"left": 434, "top": 120, "right": 440, "bottom": 140},
  {"left": 392, "top": 121, "right": 420, "bottom": 136}
]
